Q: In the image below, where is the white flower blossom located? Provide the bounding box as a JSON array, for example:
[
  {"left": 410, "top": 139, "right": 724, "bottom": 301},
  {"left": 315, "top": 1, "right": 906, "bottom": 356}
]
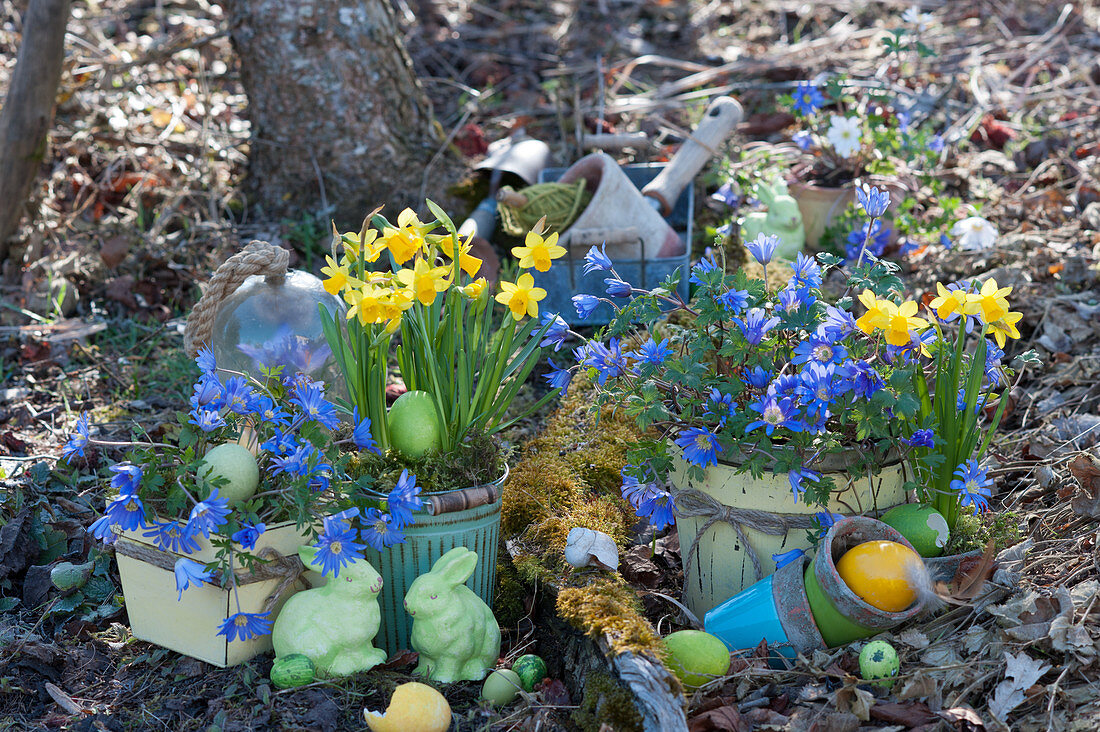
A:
[
  {"left": 902, "top": 6, "right": 934, "bottom": 30},
  {"left": 952, "top": 216, "right": 999, "bottom": 251},
  {"left": 826, "top": 116, "right": 863, "bottom": 159}
]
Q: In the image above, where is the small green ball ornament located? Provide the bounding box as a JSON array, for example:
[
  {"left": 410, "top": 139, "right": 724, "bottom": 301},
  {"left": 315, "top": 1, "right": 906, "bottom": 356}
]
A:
[
  {"left": 859, "top": 640, "right": 900, "bottom": 687},
  {"left": 481, "top": 669, "right": 523, "bottom": 705},
  {"left": 880, "top": 504, "right": 950, "bottom": 557},
  {"left": 197, "top": 443, "right": 259, "bottom": 506},
  {"left": 511, "top": 654, "right": 548, "bottom": 692},
  {"left": 663, "top": 630, "right": 731, "bottom": 688},
  {"left": 271, "top": 654, "right": 316, "bottom": 688}
]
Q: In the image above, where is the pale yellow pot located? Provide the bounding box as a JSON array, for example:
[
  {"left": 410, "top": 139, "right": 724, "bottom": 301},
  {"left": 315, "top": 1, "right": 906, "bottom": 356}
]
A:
[
  {"left": 116, "top": 519, "right": 318, "bottom": 668},
  {"left": 671, "top": 455, "right": 907, "bottom": 620}
]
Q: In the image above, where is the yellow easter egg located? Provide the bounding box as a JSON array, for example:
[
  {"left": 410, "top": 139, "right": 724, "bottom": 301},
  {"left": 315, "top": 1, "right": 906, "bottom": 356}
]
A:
[
  {"left": 364, "top": 682, "right": 451, "bottom": 732},
  {"left": 835, "top": 540, "right": 922, "bottom": 612}
]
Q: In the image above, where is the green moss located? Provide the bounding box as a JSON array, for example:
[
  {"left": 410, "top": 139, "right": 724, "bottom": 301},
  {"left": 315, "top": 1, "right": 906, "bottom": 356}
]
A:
[
  {"left": 557, "top": 579, "right": 664, "bottom": 657},
  {"left": 347, "top": 431, "right": 506, "bottom": 494},
  {"left": 944, "top": 510, "right": 1023, "bottom": 555},
  {"left": 493, "top": 549, "right": 527, "bottom": 628},
  {"left": 572, "top": 671, "right": 643, "bottom": 732}
]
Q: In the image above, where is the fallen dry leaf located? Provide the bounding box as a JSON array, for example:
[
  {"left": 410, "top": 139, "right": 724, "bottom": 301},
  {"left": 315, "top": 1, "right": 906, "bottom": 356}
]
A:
[
  {"left": 989, "top": 652, "right": 1051, "bottom": 722},
  {"left": 1067, "top": 453, "right": 1100, "bottom": 517},
  {"left": 835, "top": 685, "right": 874, "bottom": 722},
  {"left": 870, "top": 700, "right": 937, "bottom": 727},
  {"left": 688, "top": 705, "right": 746, "bottom": 732},
  {"left": 939, "top": 706, "right": 986, "bottom": 730}
]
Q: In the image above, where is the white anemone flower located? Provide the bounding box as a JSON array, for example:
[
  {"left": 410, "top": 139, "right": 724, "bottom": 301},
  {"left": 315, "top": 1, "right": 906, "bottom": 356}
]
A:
[
  {"left": 952, "top": 216, "right": 999, "bottom": 251},
  {"left": 826, "top": 115, "right": 863, "bottom": 159},
  {"left": 902, "top": 6, "right": 934, "bottom": 30}
]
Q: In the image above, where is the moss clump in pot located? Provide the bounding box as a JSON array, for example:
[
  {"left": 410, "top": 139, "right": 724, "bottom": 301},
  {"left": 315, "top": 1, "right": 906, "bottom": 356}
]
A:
[{"left": 944, "top": 511, "right": 1022, "bottom": 555}]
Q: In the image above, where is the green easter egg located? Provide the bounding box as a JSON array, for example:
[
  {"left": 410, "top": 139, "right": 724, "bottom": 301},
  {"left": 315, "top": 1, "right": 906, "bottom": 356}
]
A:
[
  {"left": 859, "top": 640, "right": 900, "bottom": 688},
  {"left": 198, "top": 443, "right": 259, "bottom": 506},
  {"left": 511, "top": 654, "right": 547, "bottom": 692},
  {"left": 271, "top": 654, "right": 315, "bottom": 688},
  {"left": 481, "top": 669, "right": 523, "bottom": 706},
  {"left": 663, "top": 630, "right": 731, "bottom": 688},
  {"left": 387, "top": 391, "right": 442, "bottom": 458},
  {"left": 880, "top": 504, "right": 950, "bottom": 557}
]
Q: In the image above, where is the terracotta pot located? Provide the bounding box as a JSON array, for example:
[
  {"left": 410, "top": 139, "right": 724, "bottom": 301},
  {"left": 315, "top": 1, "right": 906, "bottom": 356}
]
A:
[{"left": 788, "top": 181, "right": 854, "bottom": 250}]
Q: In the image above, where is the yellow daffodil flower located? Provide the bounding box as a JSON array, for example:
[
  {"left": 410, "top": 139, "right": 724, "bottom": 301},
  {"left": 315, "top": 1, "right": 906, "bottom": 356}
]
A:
[
  {"left": 511, "top": 230, "right": 566, "bottom": 272},
  {"left": 396, "top": 258, "right": 451, "bottom": 306},
  {"left": 382, "top": 208, "right": 428, "bottom": 265},
  {"left": 439, "top": 236, "right": 484, "bottom": 277},
  {"left": 928, "top": 282, "right": 969, "bottom": 321},
  {"left": 495, "top": 272, "right": 547, "bottom": 320},
  {"left": 855, "top": 289, "right": 891, "bottom": 335},
  {"left": 320, "top": 254, "right": 356, "bottom": 296},
  {"left": 461, "top": 277, "right": 487, "bottom": 299},
  {"left": 966, "top": 278, "right": 1012, "bottom": 324},
  {"left": 987, "top": 311, "right": 1022, "bottom": 348},
  {"left": 345, "top": 285, "right": 387, "bottom": 326},
  {"left": 882, "top": 300, "right": 930, "bottom": 347}
]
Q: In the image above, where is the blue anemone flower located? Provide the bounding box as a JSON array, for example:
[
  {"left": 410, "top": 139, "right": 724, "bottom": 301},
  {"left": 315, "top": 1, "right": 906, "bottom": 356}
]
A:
[
  {"left": 733, "top": 308, "right": 780, "bottom": 345},
  {"left": 704, "top": 388, "right": 735, "bottom": 427},
  {"left": 621, "top": 472, "right": 675, "bottom": 530},
  {"left": 928, "top": 135, "right": 945, "bottom": 153},
  {"left": 539, "top": 313, "right": 570, "bottom": 351},
  {"left": 604, "top": 277, "right": 633, "bottom": 298},
  {"left": 189, "top": 407, "right": 226, "bottom": 433},
  {"left": 674, "top": 427, "right": 721, "bottom": 468},
  {"left": 798, "top": 362, "right": 839, "bottom": 419},
  {"left": 144, "top": 520, "right": 201, "bottom": 554},
  {"left": 361, "top": 508, "right": 405, "bottom": 551},
  {"left": 311, "top": 516, "right": 366, "bottom": 578},
  {"left": 109, "top": 463, "right": 143, "bottom": 495},
  {"left": 88, "top": 515, "right": 118, "bottom": 545},
  {"left": 814, "top": 511, "right": 844, "bottom": 537},
  {"left": 220, "top": 376, "right": 255, "bottom": 415},
  {"left": 174, "top": 558, "right": 214, "bottom": 600},
  {"left": 856, "top": 184, "right": 891, "bottom": 218},
  {"left": 772, "top": 548, "right": 805, "bottom": 569},
  {"left": 746, "top": 233, "right": 779, "bottom": 266},
  {"left": 792, "top": 81, "right": 825, "bottom": 115},
  {"left": 187, "top": 490, "right": 230, "bottom": 539},
  {"left": 778, "top": 284, "right": 816, "bottom": 313},
  {"left": 950, "top": 460, "right": 993, "bottom": 514},
  {"left": 290, "top": 380, "right": 340, "bottom": 429},
  {"left": 744, "top": 366, "right": 771, "bottom": 390},
  {"left": 792, "top": 130, "right": 813, "bottom": 150},
  {"left": 716, "top": 288, "right": 750, "bottom": 315},
  {"left": 387, "top": 470, "right": 423, "bottom": 529},
  {"left": 231, "top": 522, "right": 265, "bottom": 551},
  {"left": 105, "top": 492, "right": 147, "bottom": 531},
  {"left": 583, "top": 243, "right": 613, "bottom": 274},
  {"left": 581, "top": 339, "right": 628, "bottom": 385},
  {"left": 792, "top": 337, "right": 847, "bottom": 367},
  {"left": 216, "top": 611, "right": 272, "bottom": 642},
  {"left": 631, "top": 337, "right": 672, "bottom": 366},
  {"left": 710, "top": 181, "right": 739, "bottom": 207},
  {"left": 544, "top": 359, "right": 574, "bottom": 392},
  {"left": 251, "top": 395, "right": 291, "bottom": 427},
  {"left": 572, "top": 294, "right": 601, "bottom": 320},
  {"left": 190, "top": 373, "right": 224, "bottom": 409},
  {"left": 745, "top": 395, "right": 803, "bottom": 435},
  {"left": 788, "top": 468, "right": 821, "bottom": 503},
  {"left": 195, "top": 345, "right": 217, "bottom": 376},
  {"left": 903, "top": 429, "right": 935, "bottom": 449},
  {"left": 688, "top": 256, "right": 718, "bottom": 287},
  {"left": 350, "top": 407, "right": 380, "bottom": 453},
  {"left": 817, "top": 305, "right": 856, "bottom": 342},
  {"left": 62, "top": 412, "right": 91, "bottom": 462},
  {"left": 791, "top": 253, "right": 822, "bottom": 290}
]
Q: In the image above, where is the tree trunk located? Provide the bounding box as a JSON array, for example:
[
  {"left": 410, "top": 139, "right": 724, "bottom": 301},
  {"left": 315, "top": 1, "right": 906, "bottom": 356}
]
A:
[
  {"left": 0, "top": 0, "right": 72, "bottom": 264},
  {"left": 222, "top": 0, "right": 452, "bottom": 225}
]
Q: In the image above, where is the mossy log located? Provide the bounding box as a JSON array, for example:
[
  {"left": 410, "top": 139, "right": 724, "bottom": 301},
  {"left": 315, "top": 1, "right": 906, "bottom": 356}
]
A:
[{"left": 517, "top": 558, "right": 687, "bottom": 732}]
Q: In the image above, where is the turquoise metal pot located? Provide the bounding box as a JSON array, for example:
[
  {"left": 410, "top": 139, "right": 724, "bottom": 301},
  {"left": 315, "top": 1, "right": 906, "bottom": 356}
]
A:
[
  {"left": 364, "top": 468, "right": 507, "bottom": 655},
  {"left": 704, "top": 554, "right": 824, "bottom": 660}
]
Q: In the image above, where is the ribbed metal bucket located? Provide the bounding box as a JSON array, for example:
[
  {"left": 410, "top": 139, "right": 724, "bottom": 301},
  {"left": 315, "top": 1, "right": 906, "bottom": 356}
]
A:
[{"left": 364, "top": 471, "right": 506, "bottom": 655}]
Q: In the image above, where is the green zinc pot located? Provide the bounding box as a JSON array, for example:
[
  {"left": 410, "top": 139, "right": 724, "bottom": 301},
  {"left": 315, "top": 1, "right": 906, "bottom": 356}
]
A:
[{"left": 364, "top": 468, "right": 507, "bottom": 655}]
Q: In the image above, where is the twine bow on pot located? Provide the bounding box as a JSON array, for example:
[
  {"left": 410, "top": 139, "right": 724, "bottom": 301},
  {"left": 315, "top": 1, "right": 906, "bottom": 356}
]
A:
[
  {"left": 672, "top": 487, "right": 818, "bottom": 584},
  {"left": 183, "top": 240, "right": 290, "bottom": 358}
]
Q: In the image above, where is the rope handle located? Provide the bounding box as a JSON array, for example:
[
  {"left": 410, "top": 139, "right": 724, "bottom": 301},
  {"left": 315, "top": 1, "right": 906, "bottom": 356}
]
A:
[{"left": 183, "top": 240, "right": 290, "bottom": 357}]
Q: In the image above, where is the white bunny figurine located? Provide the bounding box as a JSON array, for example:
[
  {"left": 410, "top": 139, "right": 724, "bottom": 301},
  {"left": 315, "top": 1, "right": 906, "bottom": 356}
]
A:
[
  {"left": 271, "top": 546, "right": 387, "bottom": 677},
  {"left": 404, "top": 546, "right": 501, "bottom": 683},
  {"left": 740, "top": 179, "right": 806, "bottom": 260}
]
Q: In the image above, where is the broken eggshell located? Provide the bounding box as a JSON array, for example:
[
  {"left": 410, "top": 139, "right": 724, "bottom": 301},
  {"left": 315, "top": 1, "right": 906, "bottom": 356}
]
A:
[{"left": 564, "top": 528, "right": 619, "bottom": 571}]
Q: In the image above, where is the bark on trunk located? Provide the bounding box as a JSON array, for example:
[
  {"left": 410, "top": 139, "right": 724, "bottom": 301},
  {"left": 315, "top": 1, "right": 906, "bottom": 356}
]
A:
[
  {"left": 0, "top": 0, "right": 72, "bottom": 264},
  {"left": 222, "top": 0, "right": 450, "bottom": 225}
]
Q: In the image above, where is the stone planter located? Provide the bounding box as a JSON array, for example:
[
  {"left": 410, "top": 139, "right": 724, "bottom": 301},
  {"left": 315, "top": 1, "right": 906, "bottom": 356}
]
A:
[{"left": 671, "top": 454, "right": 907, "bottom": 619}]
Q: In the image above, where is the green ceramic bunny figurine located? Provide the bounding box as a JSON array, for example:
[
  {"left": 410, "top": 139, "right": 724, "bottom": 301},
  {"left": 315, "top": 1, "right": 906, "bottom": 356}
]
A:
[
  {"left": 740, "top": 178, "right": 805, "bottom": 260},
  {"left": 271, "top": 547, "right": 386, "bottom": 677},
  {"left": 405, "top": 547, "right": 501, "bottom": 683}
]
